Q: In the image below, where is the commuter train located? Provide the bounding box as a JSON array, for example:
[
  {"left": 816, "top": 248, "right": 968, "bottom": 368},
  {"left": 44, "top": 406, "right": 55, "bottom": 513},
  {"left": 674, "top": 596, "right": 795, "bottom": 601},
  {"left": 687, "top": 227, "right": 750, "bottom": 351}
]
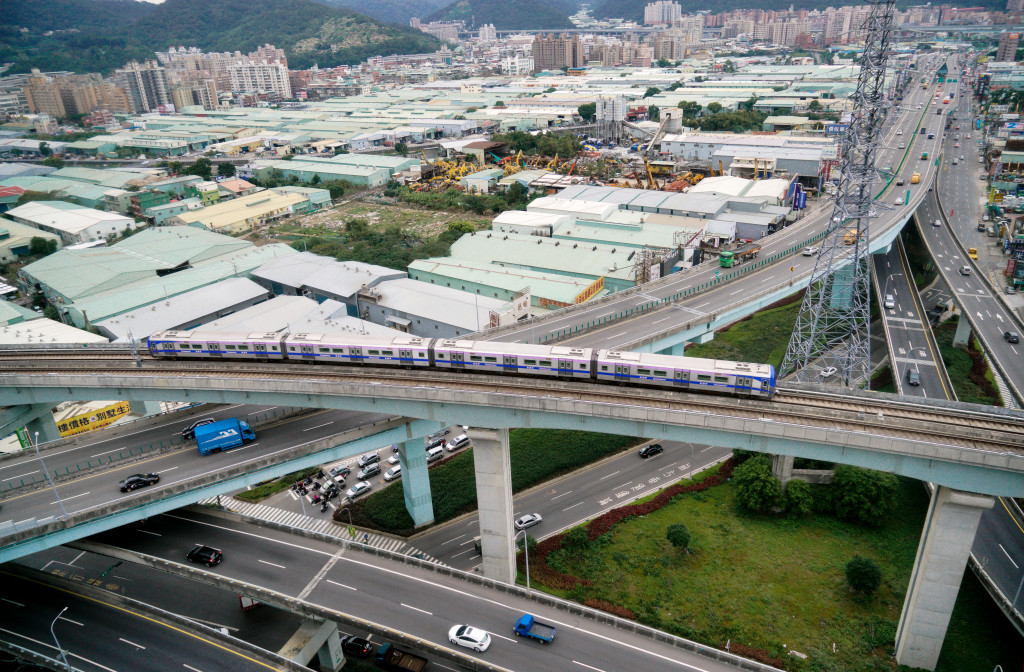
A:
[{"left": 147, "top": 330, "right": 777, "bottom": 399}]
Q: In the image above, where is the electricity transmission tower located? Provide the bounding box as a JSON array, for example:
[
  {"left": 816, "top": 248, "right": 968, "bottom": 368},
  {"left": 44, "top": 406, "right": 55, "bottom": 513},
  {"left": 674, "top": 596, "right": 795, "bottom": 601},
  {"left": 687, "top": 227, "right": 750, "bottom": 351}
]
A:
[{"left": 780, "top": 0, "right": 896, "bottom": 387}]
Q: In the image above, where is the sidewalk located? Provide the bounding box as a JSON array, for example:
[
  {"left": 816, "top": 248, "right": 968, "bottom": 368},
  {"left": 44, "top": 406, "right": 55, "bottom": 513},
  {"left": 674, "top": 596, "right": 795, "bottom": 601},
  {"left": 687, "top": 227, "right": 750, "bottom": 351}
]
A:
[{"left": 197, "top": 495, "right": 442, "bottom": 564}]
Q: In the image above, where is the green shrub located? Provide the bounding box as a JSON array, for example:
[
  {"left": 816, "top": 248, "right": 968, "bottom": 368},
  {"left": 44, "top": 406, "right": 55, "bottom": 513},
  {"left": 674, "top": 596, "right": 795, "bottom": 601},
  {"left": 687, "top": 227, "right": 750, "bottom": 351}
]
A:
[
  {"left": 845, "top": 555, "right": 882, "bottom": 594},
  {"left": 666, "top": 523, "right": 691, "bottom": 552},
  {"left": 832, "top": 465, "right": 899, "bottom": 527},
  {"left": 783, "top": 478, "right": 813, "bottom": 516},
  {"left": 733, "top": 455, "right": 783, "bottom": 513}
]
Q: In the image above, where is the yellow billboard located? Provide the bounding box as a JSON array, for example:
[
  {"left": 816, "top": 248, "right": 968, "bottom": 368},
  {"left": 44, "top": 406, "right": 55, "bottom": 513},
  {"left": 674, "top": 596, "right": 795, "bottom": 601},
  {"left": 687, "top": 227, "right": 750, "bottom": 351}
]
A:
[{"left": 57, "top": 401, "right": 133, "bottom": 438}]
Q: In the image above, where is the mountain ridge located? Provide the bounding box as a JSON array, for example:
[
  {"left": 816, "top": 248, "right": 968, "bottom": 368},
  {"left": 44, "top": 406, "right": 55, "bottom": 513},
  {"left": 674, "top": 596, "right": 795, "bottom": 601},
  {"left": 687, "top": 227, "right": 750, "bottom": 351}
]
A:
[{"left": 426, "top": 0, "right": 573, "bottom": 31}]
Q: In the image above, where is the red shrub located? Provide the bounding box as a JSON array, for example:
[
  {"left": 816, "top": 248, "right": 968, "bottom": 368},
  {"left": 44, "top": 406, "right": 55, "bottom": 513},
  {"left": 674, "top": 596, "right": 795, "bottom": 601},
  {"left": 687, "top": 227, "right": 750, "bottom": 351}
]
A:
[
  {"left": 584, "top": 598, "right": 636, "bottom": 620},
  {"left": 726, "top": 642, "right": 785, "bottom": 667}
]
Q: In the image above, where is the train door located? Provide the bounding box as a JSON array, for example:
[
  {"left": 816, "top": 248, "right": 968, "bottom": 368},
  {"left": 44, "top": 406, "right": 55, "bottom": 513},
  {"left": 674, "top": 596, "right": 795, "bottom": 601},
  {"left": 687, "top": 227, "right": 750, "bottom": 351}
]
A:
[
  {"left": 737, "top": 377, "right": 751, "bottom": 396},
  {"left": 614, "top": 363, "right": 631, "bottom": 380},
  {"left": 349, "top": 346, "right": 361, "bottom": 363},
  {"left": 673, "top": 370, "right": 689, "bottom": 388},
  {"left": 503, "top": 355, "right": 516, "bottom": 373},
  {"left": 207, "top": 341, "right": 222, "bottom": 357},
  {"left": 399, "top": 348, "right": 412, "bottom": 366},
  {"left": 300, "top": 343, "right": 316, "bottom": 359},
  {"left": 760, "top": 378, "right": 771, "bottom": 396},
  {"left": 254, "top": 343, "right": 268, "bottom": 360},
  {"left": 450, "top": 351, "right": 465, "bottom": 368},
  {"left": 558, "top": 358, "right": 573, "bottom": 377}
]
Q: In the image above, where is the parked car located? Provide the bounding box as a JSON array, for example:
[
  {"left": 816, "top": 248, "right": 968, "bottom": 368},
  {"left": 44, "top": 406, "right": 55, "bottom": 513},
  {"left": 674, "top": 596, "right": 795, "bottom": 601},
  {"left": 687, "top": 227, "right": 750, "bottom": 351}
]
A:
[
  {"left": 181, "top": 418, "right": 215, "bottom": 440},
  {"left": 514, "top": 513, "right": 543, "bottom": 530},
  {"left": 118, "top": 473, "right": 159, "bottom": 492},
  {"left": 448, "top": 625, "right": 491, "bottom": 652},
  {"left": 187, "top": 544, "right": 223, "bottom": 566},
  {"left": 906, "top": 369, "right": 921, "bottom": 386},
  {"left": 383, "top": 465, "right": 402, "bottom": 482},
  {"left": 1004, "top": 331, "right": 1020, "bottom": 344},
  {"left": 1005, "top": 286, "right": 1017, "bottom": 295},
  {"left": 357, "top": 463, "right": 381, "bottom": 480},
  {"left": 357, "top": 452, "right": 380, "bottom": 467},
  {"left": 340, "top": 635, "right": 374, "bottom": 658},
  {"left": 445, "top": 434, "right": 470, "bottom": 451},
  {"left": 346, "top": 481, "right": 372, "bottom": 499},
  {"left": 639, "top": 443, "right": 664, "bottom": 458}
]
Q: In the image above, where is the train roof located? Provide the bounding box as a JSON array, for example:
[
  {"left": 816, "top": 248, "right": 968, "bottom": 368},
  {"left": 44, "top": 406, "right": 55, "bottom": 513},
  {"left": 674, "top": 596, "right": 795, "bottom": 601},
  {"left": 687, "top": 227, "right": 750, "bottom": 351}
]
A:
[
  {"left": 150, "top": 329, "right": 285, "bottom": 341},
  {"left": 283, "top": 333, "right": 430, "bottom": 347},
  {"left": 598, "top": 349, "right": 773, "bottom": 375},
  {"left": 436, "top": 339, "right": 592, "bottom": 357}
]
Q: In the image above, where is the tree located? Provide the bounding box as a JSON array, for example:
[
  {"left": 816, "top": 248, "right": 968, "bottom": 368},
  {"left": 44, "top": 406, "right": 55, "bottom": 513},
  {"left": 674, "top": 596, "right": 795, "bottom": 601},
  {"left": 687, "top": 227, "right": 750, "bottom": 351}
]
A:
[
  {"left": 164, "top": 161, "right": 183, "bottom": 174},
  {"left": 707, "top": 101, "right": 723, "bottom": 114},
  {"left": 28, "top": 237, "right": 58, "bottom": 256},
  {"left": 42, "top": 156, "right": 64, "bottom": 168},
  {"left": 495, "top": 100, "right": 505, "bottom": 107},
  {"left": 311, "top": 173, "right": 321, "bottom": 185},
  {"left": 665, "top": 523, "right": 691, "bottom": 553},
  {"left": 648, "top": 105, "right": 660, "bottom": 122},
  {"left": 831, "top": 465, "right": 898, "bottom": 526},
  {"left": 644, "top": 86, "right": 661, "bottom": 99},
  {"left": 394, "top": 142, "right": 409, "bottom": 157},
  {"left": 677, "top": 100, "right": 701, "bottom": 115},
  {"left": 217, "top": 162, "right": 236, "bottom": 178},
  {"left": 656, "top": 58, "right": 671, "bottom": 68},
  {"left": 733, "top": 455, "right": 783, "bottom": 513},
  {"left": 723, "top": 59, "right": 736, "bottom": 73},
  {"left": 845, "top": 555, "right": 881, "bottom": 595},
  {"left": 39, "top": 142, "right": 51, "bottom": 157},
  {"left": 783, "top": 479, "right": 813, "bottom": 515},
  {"left": 183, "top": 157, "right": 213, "bottom": 181},
  {"left": 577, "top": 102, "right": 597, "bottom": 122},
  {"left": 666, "top": 81, "right": 682, "bottom": 91},
  {"left": 808, "top": 99, "right": 822, "bottom": 112}
]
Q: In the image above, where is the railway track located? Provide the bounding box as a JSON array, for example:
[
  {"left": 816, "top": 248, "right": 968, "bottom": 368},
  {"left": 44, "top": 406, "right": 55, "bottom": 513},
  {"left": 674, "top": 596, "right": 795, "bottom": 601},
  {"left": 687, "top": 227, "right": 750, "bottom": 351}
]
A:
[{"left": 1, "top": 353, "right": 1022, "bottom": 458}]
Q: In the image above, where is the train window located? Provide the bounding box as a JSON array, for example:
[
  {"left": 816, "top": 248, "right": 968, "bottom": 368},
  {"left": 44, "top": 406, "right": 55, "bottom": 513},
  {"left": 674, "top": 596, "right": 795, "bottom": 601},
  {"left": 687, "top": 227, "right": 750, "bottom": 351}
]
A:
[
  {"left": 319, "top": 347, "right": 330, "bottom": 353},
  {"left": 368, "top": 349, "right": 380, "bottom": 355},
  {"left": 238, "top": 345, "right": 249, "bottom": 350},
  {"left": 580, "top": 364, "right": 587, "bottom": 368},
  {"left": 271, "top": 346, "right": 278, "bottom": 351},
  {"left": 226, "top": 344, "right": 236, "bottom": 350},
  {"left": 470, "top": 355, "right": 482, "bottom": 362},
  {"left": 333, "top": 348, "right": 344, "bottom": 353},
  {"left": 540, "top": 360, "right": 552, "bottom": 367},
  {"left": 697, "top": 374, "right": 711, "bottom": 382},
  {"left": 638, "top": 368, "right": 651, "bottom": 375},
  {"left": 654, "top": 370, "right": 667, "bottom": 377},
  {"left": 601, "top": 365, "right": 608, "bottom": 371},
  {"left": 715, "top": 376, "right": 729, "bottom": 383},
  {"left": 484, "top": 357, "right": 497, "bottom": 363},
  {"left": 437, "top": 353, "right": 446, "bottom": 358},
  {"left": 289, "top": 347, "right": 295, "bottom": 351},
  {"left": 524, "top": 359, "right": 536, "bottom": 365},
  {"left": 382, "top": 350, "right": 393, "bottom": 356}
]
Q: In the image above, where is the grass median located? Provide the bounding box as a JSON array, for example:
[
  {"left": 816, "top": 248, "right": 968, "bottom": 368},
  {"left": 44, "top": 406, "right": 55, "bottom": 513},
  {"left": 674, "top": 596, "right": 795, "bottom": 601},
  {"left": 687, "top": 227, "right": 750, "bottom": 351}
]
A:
[
  {"left": 346, "top": 429, "right": 641, "bottom": 535},
  {"left": 235, "top": 467, "right": 321, "bottom": 502}
]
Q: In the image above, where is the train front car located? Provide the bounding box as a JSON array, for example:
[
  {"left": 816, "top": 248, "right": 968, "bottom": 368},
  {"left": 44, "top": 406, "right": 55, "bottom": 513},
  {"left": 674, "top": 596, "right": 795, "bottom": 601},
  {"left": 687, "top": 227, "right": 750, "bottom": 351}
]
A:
[
  {"left": 280, "top": 333, "right": 432, "bottom": 368},
  {"left": 433, "top": 340, "right": 593, "bottom": 379},
  {"left": 594, "top": 350, "right": 775, "bottom": 398},
  {"left": 148, "top": 329, "right": 288, "bottom": 360}
]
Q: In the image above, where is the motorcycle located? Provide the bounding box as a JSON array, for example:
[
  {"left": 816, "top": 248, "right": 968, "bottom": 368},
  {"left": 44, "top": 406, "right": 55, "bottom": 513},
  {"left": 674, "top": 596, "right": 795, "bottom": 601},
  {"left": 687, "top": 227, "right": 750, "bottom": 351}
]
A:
[
  {"left": 311, "top": 493, "right": 322, "bottom": 505},
  {"left": 320, "top": 500, "right": 330, "bottom": 513},
  {"left": 311, "top": 481, "right": 322, "bottom": 491}
]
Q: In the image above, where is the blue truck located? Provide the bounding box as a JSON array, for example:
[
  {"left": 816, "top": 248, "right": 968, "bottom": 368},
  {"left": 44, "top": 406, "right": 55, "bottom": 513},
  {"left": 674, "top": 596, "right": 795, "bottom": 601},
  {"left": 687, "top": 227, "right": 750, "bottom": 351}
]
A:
[
  {"left": 194, "top": 417, "right": 255, "bottom": 455},
  {"left": 374, "top": 643, "right": 427, "bottom": 671},
  {"left": 513, "top": 614, "right": 556, "bottom": 643}
]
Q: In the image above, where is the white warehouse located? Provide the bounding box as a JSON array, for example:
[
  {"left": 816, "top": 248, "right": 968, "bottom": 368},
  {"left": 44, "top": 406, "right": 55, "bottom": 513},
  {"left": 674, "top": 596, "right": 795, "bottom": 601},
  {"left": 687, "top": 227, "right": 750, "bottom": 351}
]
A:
[{"left": 5, "top": 200, "right": 138, "bottom": 245}]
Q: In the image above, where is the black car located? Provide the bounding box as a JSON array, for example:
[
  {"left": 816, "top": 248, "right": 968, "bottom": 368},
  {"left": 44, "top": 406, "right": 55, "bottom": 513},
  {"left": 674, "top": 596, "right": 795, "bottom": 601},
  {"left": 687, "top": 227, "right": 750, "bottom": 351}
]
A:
[
  {"left": 639, "top": 443, "right": 664, "bottom": 459},
  {"left": 1005, "top": 331, "right": 1020, "bottom": 344},
  {"left": 181, "top": 418, "right": 215, "bottom": 440},
  {"left": 340, "top": 635, "right": 374, "bottom": 658},
  {"left": 424, "top": 436, "right": 445, "bottom": 450},
  {"left": 906, "top": 369, "right": 921, "bottom": 386},
  {"left": 186, "top": 544, "right": 223, "bottom": 566},
  {"left": 119, "top": 473, "right": 160, "bottom": 492}
]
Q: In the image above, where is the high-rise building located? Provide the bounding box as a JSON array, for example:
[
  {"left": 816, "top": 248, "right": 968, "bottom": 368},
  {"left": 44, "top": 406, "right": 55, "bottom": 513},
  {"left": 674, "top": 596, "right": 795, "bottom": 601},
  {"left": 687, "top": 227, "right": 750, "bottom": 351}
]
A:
[
  {"left": 229, "top": 59, "right": 292, "bottom": 99},
  {"left": 115, "top": 60, "right": 171, "bottom": 114},
  {"left": 479, "top": 23, "right": 497, "bottom": 41},
  {"left": 23, "top": 69, "right": 66, "bottom": 119},
  {"left": 997, "top": 31, "right": 1020, "bottom": 61},
  {"left": 644, "top": 1, "right": 682, "bottom": 25},
  {"left": 531, "top": 33, "right": 583, "bottom": 71}
]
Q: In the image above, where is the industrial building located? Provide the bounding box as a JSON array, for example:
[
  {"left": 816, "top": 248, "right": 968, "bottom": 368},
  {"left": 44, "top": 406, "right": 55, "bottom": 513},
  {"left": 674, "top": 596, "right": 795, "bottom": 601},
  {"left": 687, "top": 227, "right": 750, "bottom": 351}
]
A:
[
  {"left": 144, "top": 198, "right": 202, "bottom": 226},
  {"left": 201, "top": 295, "right": 401, "bottom": 339},
  {"left": 0, "top": 217, "right": 62, "bottom": 263},
  {"left": 167, "top": 190, "right": 307, "bottom": 235},
  {"left": 250, "top": 253, "right": 405, "bottom": 316},
  {"left": 251, "top": 159, "right": 391, "bottom": 187},
  {"left": 4, "top": 201, "right": 138, "bottom": 245}
]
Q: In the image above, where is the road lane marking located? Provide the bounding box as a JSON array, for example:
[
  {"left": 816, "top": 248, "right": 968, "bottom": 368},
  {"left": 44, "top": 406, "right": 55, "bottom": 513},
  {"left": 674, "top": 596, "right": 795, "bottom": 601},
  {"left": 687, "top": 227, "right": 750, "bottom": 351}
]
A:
[
  {"left": 563, "top": 501, "right": 586, "bottom": 512},
  {"left": 1000, "top": 544, "right": 1019, "bottom": 569},
  {"left": 441, "top": 535, "right": 466, "bottom": 545},
  {"left": 0, "top": 626, "right": 119, "bottom": 672},
  {"left": 598, "top": 471, "right": 620, "bottom": 480},
  {"left": 136, "top": 529, "right": 161, "bottom": 537},
  {"left": 401, "top": 603, "right": 432, "bottom": 616},
  {"left": 1, "top": 598, "right": 24, "bottom": 606},
  {"left": 326, "top": 579, "right": 358, "bottom": 591},
  {"left": 551, "top": 491, "right": 573, "bottom": 500},
  {"left": 489, "top": 632, "right": 518, "bottom": 644},
  {"left": 53, "top": 492, "right": 90, "bottom": 505},
  {"left": 2, "top": 470, "right": 40, "bottom": 482},
  {"left": 303, "top": 422, "right": 334, "bottom": 432},
  {"left": 259, "top": 560, "right": 286, "bottom": 568},
  {"left": 184, "top": 665, "right": 206, "bottom": 672},
  {"left": 574, "top": 661, "right": 609, "bottom": 672},
  {"left": 59, "top": 616, "right": 84, "bottom": 626},
  {"left": 120, "top": 637, "right": 146, "bottom": 650}
]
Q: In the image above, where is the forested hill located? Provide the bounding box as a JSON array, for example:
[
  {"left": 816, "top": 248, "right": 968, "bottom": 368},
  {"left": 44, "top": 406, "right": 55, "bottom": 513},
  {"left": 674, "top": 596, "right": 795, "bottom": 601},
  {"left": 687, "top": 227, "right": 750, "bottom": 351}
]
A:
[
  {"left": 313, "top": 0, "right": 449, "bottom": 27},
  {"left": 0, "top": 0, "right": 440, "bottom": 75},
  {"left": 426, "top": 0, "right": 573, "bottom": 31},
  {"left": 593, "top": 0, "right": 1011, "bottom": 21}
]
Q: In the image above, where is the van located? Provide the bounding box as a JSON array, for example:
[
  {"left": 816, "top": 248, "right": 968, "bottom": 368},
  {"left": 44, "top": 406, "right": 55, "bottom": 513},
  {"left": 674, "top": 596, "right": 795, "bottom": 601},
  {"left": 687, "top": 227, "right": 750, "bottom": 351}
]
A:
[{"left": 426, "top": 446, "right": 444, "bottom": 463}]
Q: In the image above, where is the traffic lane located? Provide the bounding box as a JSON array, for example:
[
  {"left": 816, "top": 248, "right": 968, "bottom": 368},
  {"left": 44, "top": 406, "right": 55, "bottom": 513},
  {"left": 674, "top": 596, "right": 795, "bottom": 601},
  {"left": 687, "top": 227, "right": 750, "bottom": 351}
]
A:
[
  {"left": 0, "top": 570, "right": 275, "bottom": 672},
  {"left": 17, "top": 544, "right": 307, "bottom": 652},
  {"left": 973, "top": 499, "right": 1024, "bottom": 598},
  {"left": 0, "top": 402, "right": 281, "bottom": 478},
  {"left": 88, "top": 511, "right": 331, "bottom": 599},
  {"left": 96, "top": 510, "right": 748, "bottom": 672},
  {"left": 0, "top": 409, "right": 391, "bottom": 524},
  {"left": 418, "top": 442, "right": 733, "bottom": 569}
]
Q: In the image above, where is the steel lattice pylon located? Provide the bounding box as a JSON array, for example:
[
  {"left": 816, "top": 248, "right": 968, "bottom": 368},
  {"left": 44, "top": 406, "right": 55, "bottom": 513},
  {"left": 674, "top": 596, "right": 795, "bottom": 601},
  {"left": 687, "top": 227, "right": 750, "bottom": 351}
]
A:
[{"left": 780, "top": 0, "right": 896, "bottom": 387}]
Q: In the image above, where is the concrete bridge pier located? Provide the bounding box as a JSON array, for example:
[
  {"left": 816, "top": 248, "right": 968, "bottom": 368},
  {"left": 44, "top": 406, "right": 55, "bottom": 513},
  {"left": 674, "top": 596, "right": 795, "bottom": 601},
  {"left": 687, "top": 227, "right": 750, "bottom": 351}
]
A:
[
  {"left": 770, "top": 454, "right": 794, "bottom": 483},
  {"left": 129, "top": 399, "right": 164, "bottom": 417},
  {"left": 952, "top": 314, "right": 972, "bottom": 347},
  {"left": 468, "top": 427, "right": 516, "bottom": 584},
  {"left": 279, "top": 618, "right": 345, "bottom": 672},
  {"left": 24, "top": 404, "right": 61, "bottom": 445},
  {"left": 895, "top": 486, "right": 994, "bottom": 670},
  {"left": 397, "top": 437, "right": 434, "bottom": 527},
  {"left": 0, "top": 403, "right": 55, "bottom": 445}
]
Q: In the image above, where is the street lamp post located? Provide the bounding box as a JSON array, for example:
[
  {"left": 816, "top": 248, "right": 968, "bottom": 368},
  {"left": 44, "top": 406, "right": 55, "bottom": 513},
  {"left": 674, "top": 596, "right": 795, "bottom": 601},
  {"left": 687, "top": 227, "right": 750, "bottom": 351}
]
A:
[
  {"left": 34, "top": 431, "right": 67, "bottom": 521},
  {"left": 515, "top": 530, "right": 531, "bottom": 592},
  {"left": 50, "top": 606, "right": 71, "bottom": 671}
]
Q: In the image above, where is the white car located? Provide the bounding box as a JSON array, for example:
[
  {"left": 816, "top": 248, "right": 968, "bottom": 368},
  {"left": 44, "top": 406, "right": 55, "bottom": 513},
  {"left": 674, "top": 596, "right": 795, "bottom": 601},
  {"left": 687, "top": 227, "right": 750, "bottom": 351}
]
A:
[
  {"left": 383, "top": 465, "right": 402, "bottom": 482},
  {"left": 896, "top": 129, "right": 903, "bottom": 135},
  {"left": 884, "top": 294, "right": 895, "bottom": 310},
  {"left": 895, "top": 196, "right": 904, "bottom": 205},
  {"left": 514, "top": 513, "right": 543, "bottom": 530},
  {"left": 802, "top": 246, "right": 818, "bottom": 256},
  {"left": 345, "top": 481, "right": 372, "bottom": 499},
  {"left": 387, "top": 454, "right": 400, "bottom": 465},
  {"left": 445, "top": 434, "right": 470, "bottom": 452},
  {"left": 933, "top": 219, "right": 941, "bottom": 227},
  {"left": 819, "top": 366, "right": 838, "bottom": 379},
  {"left": 448, "top": 625, "right": 491, "bottom": 652}
]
